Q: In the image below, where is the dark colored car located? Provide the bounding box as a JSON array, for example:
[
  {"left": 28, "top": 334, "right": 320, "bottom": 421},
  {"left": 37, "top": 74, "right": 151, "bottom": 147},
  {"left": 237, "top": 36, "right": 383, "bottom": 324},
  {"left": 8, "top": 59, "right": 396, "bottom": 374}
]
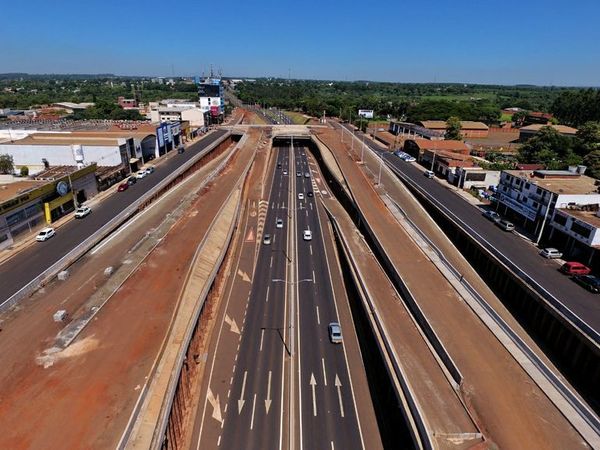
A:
[
  {"left": 482, "top": 210, "right": 501, "bottom": 223},
  {"left": 127, "top": 176, "right": 137, "bottom": 185},
  {"left": 177, "top": 146, "right": 185, "bottom": 154},
  {"left": 560, "top": 262, "right": 592, "bottom": 276},
  {"left": 117, "top": 182, "right": 129, "bottom": 192},
  {"left": 572, "top": 275, "right": 600, "bottom": 293},
  {"left": 307, "top": 191, "right": 314, "bottom": 197}
]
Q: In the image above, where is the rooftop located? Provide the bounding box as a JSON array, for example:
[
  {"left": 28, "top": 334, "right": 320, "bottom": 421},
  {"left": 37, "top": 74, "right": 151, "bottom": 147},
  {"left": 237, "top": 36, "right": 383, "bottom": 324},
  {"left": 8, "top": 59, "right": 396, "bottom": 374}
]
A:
[
  {"left": 0, "top": 180, "right": 46, "bottom": 203},
  {"left": 504, "top": 170, "right": 599, "bottom": 195},
  {"left": 5, "top": 130, "right": 155, "bottom": 147},
  {"left": 520, "top": 124, "right": 578, "bottom": 134},
  {"left": 407, "top": 138, "right": 469, "bottom": 152},
  {"left": 419, "top": 120, "right": 489, "bottom": 130},
  {"left": 558, "top": 208, "right": 600, "bottom": 234}
]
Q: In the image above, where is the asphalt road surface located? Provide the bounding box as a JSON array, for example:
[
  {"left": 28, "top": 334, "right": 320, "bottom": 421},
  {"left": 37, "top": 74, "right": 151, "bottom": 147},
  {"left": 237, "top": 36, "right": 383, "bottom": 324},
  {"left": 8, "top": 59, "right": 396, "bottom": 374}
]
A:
[
  {"left": 0, "top": 130, "right": 228, "bottom": 307},
  {"left": 341, "top": 123, "right": 600, "bottom": 337}
]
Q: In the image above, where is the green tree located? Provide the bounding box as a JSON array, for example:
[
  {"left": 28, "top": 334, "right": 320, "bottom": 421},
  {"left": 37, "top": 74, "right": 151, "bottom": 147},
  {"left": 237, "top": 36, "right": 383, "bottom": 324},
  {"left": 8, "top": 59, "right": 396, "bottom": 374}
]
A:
[
  {"left": 0, "top": 154, "right": 14, "bottom": 174},
  {"left": 20, "top": 166, "right": 29, "bottom": 177},
  {"left": 512, "top": 110, "right": 528, "bottom": 126},
  {"left": 446, "top": 116, "right": 463, "bottom": 140},
  {"left": 583, "top": 150, "right": 600, "bottom": 179},
  {"left": 574, "top": 121, "right": 600, "bottom": 156},
  {"left": 518, "top": 126, "right": 578, "bottom": 168}
]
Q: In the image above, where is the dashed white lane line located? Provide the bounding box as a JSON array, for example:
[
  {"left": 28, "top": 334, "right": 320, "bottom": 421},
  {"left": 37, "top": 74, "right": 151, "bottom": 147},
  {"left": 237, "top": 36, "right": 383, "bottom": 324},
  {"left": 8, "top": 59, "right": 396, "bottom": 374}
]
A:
[
  {"left": 322, "top": 358, "right": 328, "bottom": 386},
  {"left": 316, "top": 305, "right": 320, "bottom": 325},
  {"left": 260, "top": 328, "right": 265, "bottom": 351},
  {"left": 266, "top": 285, "right": 270, "bottom": 303},
  {"left": 250, "top": 394, "right": 257, "bottom": 430}
]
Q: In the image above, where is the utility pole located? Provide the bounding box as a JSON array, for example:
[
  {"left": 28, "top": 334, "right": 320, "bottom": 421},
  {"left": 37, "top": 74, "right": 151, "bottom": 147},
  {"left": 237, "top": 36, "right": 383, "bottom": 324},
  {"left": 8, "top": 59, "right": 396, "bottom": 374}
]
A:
[{"left": 536, "top": 192, "right": 554, "bottom": 246}]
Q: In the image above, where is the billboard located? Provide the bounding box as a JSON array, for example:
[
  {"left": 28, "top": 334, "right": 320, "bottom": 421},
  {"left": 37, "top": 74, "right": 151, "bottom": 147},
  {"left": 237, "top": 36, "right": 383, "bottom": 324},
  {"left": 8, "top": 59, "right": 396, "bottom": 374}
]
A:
[
  {"left": 199, "top": 84, "right": 220, "bottom": 98},
  {"left": 358, "top": 109, "right": 374, "bottom": 119}
]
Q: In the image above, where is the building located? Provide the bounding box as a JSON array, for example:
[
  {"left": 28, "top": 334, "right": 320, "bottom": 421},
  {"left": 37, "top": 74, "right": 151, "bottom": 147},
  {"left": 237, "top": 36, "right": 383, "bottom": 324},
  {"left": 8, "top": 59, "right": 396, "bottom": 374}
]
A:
[
  {"left": 403, "top": 139, "right": 470, "bottom": 161},
  {"left": 388, "top": 121, "right": 444, "bottom": 140},
  {"left": 198, "top": 78, "right": 224, "bottom": 124},
  {"left": 453, "top": 166, "right": 500, "bottom": 190},
  {"left": 150, "top": 105, "right": 205, "bottom": 128},
  {"left": 51, "top": 102, "right": 95, "bottom": 113},
  {"left": 421, "top": 149, "right": 476, "bottom": 179},
  {"left": 518, "top": 124, "right": 578, "bottom": 142},
  {"left": 118, "top": 96, "right": 138, "bottom": 109},
  {"left": 0, "top": 164, "right": 98, "bottom": 250},
  {"left": 495, "top": 167, "right": 599, "bottom": 237},
  {"left": 418, "top": 120, "right": 489, "bottom": 138},
  {"left": 524, "top": 111, "right": 554, "bottom": 125}
]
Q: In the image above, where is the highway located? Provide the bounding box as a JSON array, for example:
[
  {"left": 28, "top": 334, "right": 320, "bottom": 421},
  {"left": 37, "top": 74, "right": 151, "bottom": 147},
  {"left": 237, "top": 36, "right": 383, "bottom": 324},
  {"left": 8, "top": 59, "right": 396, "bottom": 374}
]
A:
[
  {"left": 0, "top": 129, "right": 228, "bottom": 307},
  {"left": 341, "top": 123, "right": 600, "bottom": 335},
  {"left": 293, "top": 146, "right": 364, "bottom": 449}
]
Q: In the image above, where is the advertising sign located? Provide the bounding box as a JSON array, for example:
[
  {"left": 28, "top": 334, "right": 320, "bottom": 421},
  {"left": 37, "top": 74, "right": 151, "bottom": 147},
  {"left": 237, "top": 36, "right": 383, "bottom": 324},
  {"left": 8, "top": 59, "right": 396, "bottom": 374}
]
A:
[
  {"left": 358, "top": 109, "right": 374, "bottom": 119},
  {"left": 156, "top": 124, "right": 166, "bottom": 147}
]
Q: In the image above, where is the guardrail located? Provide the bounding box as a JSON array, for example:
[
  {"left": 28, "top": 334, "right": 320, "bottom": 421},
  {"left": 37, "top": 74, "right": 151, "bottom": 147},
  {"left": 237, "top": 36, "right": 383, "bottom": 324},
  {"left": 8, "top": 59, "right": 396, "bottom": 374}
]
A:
[
  {"left": 323, "top": 205, "right": 432, "bottom": 450},
  {"left": 0, "top": 132, "right": 232, "bottom": 314},
  {"left": 385, "top": 195, "right": 600, "bottom": 438},
  {"left": 382, "top": 155, "right": 600, "bottom": 349}
]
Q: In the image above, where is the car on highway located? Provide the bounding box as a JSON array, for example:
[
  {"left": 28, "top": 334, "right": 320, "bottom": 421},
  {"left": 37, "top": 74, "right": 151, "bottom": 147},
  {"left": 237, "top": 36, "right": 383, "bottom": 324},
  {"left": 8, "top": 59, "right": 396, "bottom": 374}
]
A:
[
  {"left": 127, "top": 176, "right": 137, "bottom": 186},
  {"left": 424, "top": 170, "right": 435, "bottom": 178},
  {"left": 276, "top": 218, "right": 283, "bottom": 229},
  {"left": 482, "top": 210, "right": 501, "bottom": 223},
  {"left": 303, "top": 229, "right": 312, "bottom": 241},
  {"left": 496, "top": 219, "right": 515, "bottom": 232},
  {"left": 560, "top": 261, "right": 591, "bottom": 276},
  {"left": 328, "top": 322, "right": 343, "bottom": 343},
  {"left": 144, "top": 166, "right": 155, "bottom": 175},
  {"left": 572, "top": 274, "right": 600, "bottom": 293},
  {"left": 540, "top": 247, "right": 563, "bottom": 259},
  {"left": 263, "top": 234, "right": 272, "bottom": 245},
  {"left": 277, "top": 163, "right": 282, "bottom": 169},
  {"left": 296, "top": 171, "right": 301, "bottom": 177},
  {"left": 136, "top": 170, "right": 148, "bottom": 179},
  {"left": 117, "top": 182, "right": 129, "bottom": 192},
  {"left": 304, "top": 172, "right": 310, "bottom": 178},
  {"left": 283, "top": 170, "right": 288, "bottom": 175},
  {"left": 298, "top": 193, "right": 304, "bottom": 200},
  {"left": 74, "top": 206, "right": 91, "bottom": 219},
  {"left": 307, "top": 191, "right": 313, "bottom": 197},
  {"left": 36, "top": 227, "right": 56, "bottom": 242}
]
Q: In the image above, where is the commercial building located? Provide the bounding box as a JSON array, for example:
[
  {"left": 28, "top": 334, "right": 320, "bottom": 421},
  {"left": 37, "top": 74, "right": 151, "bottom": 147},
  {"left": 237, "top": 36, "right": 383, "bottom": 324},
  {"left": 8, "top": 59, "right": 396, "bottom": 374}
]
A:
[
  {"left": 198, "top": 78, "right": 224, "bottom": 124},
  {"left": 494, "top": 167, "right": 599, "bottom": 237},
  {"left": 388, "top": 121, "right": 444, "bottom": 140},
  {"left": 418, "top": 120, "right": 489, "bottom": 138},
  {"left": 421, "top": 149, "right": 476, "bottom": 179},
  {"left": 403, "top": 139, "right": 470, "bottom": 161},
  {"left": 150, "top": 105, "right": 205, "bottom": 128},
  {"left": 453, "top": 166, "right": 500, "bottom": 191},
  {"left": 0, "top": 164, "right": 98, "bottom": 250},
  {"left": 118, "top": 96, "right": 138, "bottom": 109},
  {"left": 518, "top": 124, "right": 578, "bottom": 142}
]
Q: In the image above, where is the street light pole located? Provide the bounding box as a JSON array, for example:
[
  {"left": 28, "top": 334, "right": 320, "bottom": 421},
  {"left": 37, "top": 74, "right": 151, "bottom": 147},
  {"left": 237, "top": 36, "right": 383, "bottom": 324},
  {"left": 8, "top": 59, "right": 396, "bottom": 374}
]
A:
[
  {"left": 536, "top": 192, "right": 554, "bottom": 246},
  {"left": 377, "top": 154, "right": 383, "bottom": 186}
]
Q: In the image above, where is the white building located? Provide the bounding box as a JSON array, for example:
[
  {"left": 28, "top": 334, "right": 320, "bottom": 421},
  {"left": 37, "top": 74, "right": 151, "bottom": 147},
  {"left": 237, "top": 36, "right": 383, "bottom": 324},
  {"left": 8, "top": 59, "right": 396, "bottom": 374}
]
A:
[
  {"left": 495, "top": 168, "right": 600, "bottom": 236},
  {"left": 150, "top": 105, "right": 205, "bottom": 127}
]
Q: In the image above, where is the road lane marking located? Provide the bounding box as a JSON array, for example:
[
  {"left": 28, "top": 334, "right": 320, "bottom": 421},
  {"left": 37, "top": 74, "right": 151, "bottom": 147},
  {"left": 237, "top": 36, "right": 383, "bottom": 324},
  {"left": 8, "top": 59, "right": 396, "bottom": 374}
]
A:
[
  {"left": 335, "top": 375, "right": 345, "bottom": 417},
  {"left": 265, "top": 370, "right": 273, "bottom": 414},
  {"left": 266, "top": 285, "right": 270, "bottom": 303},
  {"left": 260, "top": 329, "right": 265, "bottom": 351},
  {"left": 224, "top": 314, "right": 240, "bottom": 334},
  {"left": 270, "top": 255, "right": 273, "bottom": 268},
  {"left": 331, "top": 441, "right": 335, "bottom": 450},
  {"left": 322, "top": 358, "right": 327, "bottom": 386},
  {"left": 250, "top": 393, "right": 257, "bottom": 430},
  {"left": 207, "top": 388, "right": 223, "bottom": 423},
  {"left": 309, "top": 245, "right": 313, "bottom": 256},
  {"left": 238, "top": 371, "right": 247, "bottom": 413},
  {"left": 237, "top": 269, "right": 251, "bottom": 282},
  {"left": 312, "top": 270, "right": 316, "bottom": 284},
  {"left": 310, "top": 202, "right": 313, "bottom": 210},
  {"left": 310, "top": 373, "right": 317, "bottom": 417}
]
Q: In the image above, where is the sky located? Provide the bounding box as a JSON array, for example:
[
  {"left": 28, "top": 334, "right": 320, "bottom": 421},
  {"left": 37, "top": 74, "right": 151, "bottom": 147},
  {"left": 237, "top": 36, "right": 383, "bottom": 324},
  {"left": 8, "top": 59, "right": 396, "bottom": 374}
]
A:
[{"left": 1, "top": 0, "right": 599, "bottom": 86}]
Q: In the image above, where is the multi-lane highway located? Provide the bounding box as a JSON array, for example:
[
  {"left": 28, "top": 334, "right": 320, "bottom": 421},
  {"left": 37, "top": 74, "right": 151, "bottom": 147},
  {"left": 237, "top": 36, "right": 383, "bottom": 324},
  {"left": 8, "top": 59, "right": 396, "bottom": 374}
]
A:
[
  {"left": 0, "top": 130, "right": 228, "bottom": 307},
  {"left": 340, "top": 123, "right": 600, "bottom": 335}
]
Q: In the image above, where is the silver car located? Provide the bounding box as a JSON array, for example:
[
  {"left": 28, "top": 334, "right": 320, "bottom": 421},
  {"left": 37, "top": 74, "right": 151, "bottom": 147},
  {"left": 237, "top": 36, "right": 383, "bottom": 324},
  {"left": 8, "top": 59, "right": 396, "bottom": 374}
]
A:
[{"left": 328, "top": 322, "right": 342, "bottom": 344}]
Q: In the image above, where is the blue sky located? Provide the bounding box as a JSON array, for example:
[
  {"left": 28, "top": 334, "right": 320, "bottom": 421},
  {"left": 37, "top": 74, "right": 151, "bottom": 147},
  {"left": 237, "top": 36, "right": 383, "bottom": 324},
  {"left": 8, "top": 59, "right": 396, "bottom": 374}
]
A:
[{"left": 1, "top": 0, "right": 599, "bottom": 86}]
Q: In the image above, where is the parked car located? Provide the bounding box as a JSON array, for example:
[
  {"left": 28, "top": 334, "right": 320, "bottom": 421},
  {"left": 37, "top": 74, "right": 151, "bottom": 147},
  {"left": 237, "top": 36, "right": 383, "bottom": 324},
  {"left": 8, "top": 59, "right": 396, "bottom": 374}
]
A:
[
  {"left": 540, "top": 248, "right": 563, "bottom": 259},
  {"left": 177, "top": 146, "right": 185, "bottom": 154},
  {"left": 127, "top": 176, "right": 137, "bottom": 185},
  {"left": 328, "top": 322, "right": 343, "bottom": 343},
  {"left": 496, "top": 219, "right": 515, "bottom": 231},
  {"left": 277, "top": 163, "right": 282, "bottom": 169},
  {"left": 144, "top": 166, "right": 155, "bottom": 175},
  {"left": 402, "top": 155, "right": 416, "bottom": 162},
  {"left": 276, "top": 218, "right": 283, "bottom": 229},
  {"left": 298, "top": 193, "right": 304, "bottom": 200},
  {"left": 560, "top": 261, "right": 592, "bottom": 276},
  {"left": 74, "top": 206, "right": 91, "bottom": 219},
  {"left": 303, "top": 229, "right": 312, "bottom": 241},
  {"left": 263, "top": 234, "right": 272, "bottom": 245},
  {"left": 36, "top": 227, "right": 56, "bottom": 242},
  {"left": 483, "top": 210, "right": 501, "bottom": 223},
  {"left": 424, "top": 170, "right": 434, "bottom": 179},
  {"left": 572, "top": 275, "right": 600, "bottom": 293},
  {"left": 136, "top": 170, "right": 148, "bottom": 179},
  {"left": 117, "top": 182, "right": 129, "bottom": 192}
]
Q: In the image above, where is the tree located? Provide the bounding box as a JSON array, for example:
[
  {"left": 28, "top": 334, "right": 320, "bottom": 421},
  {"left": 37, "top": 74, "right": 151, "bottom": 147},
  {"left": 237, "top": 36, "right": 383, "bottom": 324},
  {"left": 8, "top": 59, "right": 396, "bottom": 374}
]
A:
[
  {"left": 574, "top": 121, "right": 600, "bottom": 156},
  {"left": 583, "top": 150, "right": 600, "bottom": 179},
  {"left": 446, "top": 116, "right": 463, "bottom": 140},
  {"left": 20, "top": 166, "right": 29, "bottom": 177},
  {"left": 0, "top": 154, "right": 14, "bottom": 174},
  {"left": 512, "top": 110, "right": 528, "bottom": 126},
  {"left": 518, "top": 126, "right": 578, "bottom": 168}
]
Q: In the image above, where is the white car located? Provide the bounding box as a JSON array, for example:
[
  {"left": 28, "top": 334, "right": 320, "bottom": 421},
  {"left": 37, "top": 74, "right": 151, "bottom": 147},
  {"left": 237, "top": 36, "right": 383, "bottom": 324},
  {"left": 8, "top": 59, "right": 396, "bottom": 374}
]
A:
[
  {"left": 303, "top": 230, "right": 312, "bottom": 241},
  {"left": 144, "top": 166, "right": 155, "bottom": 175},
  {"left": 74, "top": 206, "right": 91, "bottom": 219},
  {"left": 540, "top": 248, "right": 563, "bottom": 259},
  {"left": 36, "top": 227, "right": 56, "bottom": 242},
  {"left": 136, "top": 170, "right": 148, "bottom": 179},
  {"left": 283, "top": 170, "right": 288, "bottom": 175},
  {"left": 328, "top": 322, "right": 343, "bottom": 343},
  {"left": 276, "top": 218, "right": 283, "bottom": 229},
  {"left": 298, "top": 193, "right": 304, "bottom": 200}
]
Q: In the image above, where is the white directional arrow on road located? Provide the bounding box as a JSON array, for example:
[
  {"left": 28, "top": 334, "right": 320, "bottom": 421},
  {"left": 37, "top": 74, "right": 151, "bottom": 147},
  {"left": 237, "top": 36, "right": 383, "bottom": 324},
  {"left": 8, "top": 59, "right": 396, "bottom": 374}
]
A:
[
  {"left": 335, "top": 375, "right": 345, "bottom": 418},
  {"left": 207, "top": 387, "right": 223, "bottom": 423},
  {"left": 238, "top": 371, "right": 248, "bottom": 413},
  {"left": 265, "top": 370, "right": 272, "bottom": 414},
  {"left": 237, "top": 269, "right": 251, "bottom": 283},
  {"left": 224, "top": 314, "right": 240, "bottom": 334},
  {"left": 310, "top": 373, "right": 317, "bottom": 417}
]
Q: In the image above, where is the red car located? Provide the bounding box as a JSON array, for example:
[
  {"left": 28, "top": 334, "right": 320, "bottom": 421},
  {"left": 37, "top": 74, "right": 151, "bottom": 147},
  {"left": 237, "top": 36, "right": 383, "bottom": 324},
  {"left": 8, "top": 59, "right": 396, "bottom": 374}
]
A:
[
  {"left": 117, "top": 182, "right": 129, "bottom": 192},
  {"left": 560, "top": 261, "right": 591, "bottom": 276}
]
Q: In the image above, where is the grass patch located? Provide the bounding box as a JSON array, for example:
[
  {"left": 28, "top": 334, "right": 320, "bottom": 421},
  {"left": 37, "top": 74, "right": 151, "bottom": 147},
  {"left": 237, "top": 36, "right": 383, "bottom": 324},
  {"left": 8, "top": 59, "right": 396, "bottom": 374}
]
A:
[{"left": 284, "top": 110, "right": 311, "bottom": 125}]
